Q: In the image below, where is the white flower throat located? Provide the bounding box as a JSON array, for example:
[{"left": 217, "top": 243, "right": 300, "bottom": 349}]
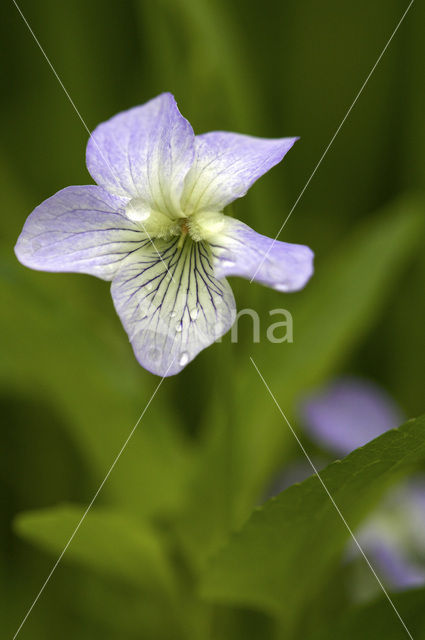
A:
[{"left": 124, "top": 197, "right": 226, "bottom": 245}]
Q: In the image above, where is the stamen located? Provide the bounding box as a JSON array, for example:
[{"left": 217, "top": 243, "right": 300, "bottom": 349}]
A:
[{"left": 177, "top": 220, "right": 189, "bottom": 249}]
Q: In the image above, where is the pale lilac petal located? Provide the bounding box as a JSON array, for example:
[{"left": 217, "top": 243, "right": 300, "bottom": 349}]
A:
[
  {"left": 182, "top": 132, "right": 298, "bottom": 213},
  {"left": 367, "top": 542, "right": 425, "bottom": 589},
  {"left": 15, "top": 186, "right": 144, "bottom": 280},
  {"left": 86, "top": 93, "right": 195, "bottom": 213},
  {"left": 111, "top": 238, "right": 236, "bottom": 376},
  {"left": 402, "top": 479, "right": 425, "bottom": 555},
  {"left": 354, "top": 485, "right": 425, "bottom": 591},
  {"left": 300, "top": 378, "right": 404, "bottom": 456},
  {"left": 209, "top": 217, "right": 313, "bottom": 291}
]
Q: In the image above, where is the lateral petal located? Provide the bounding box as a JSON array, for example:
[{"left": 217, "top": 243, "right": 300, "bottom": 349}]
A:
[
  {"left": 15, "top": 185, "right": 144, "bottom": 281},
  {"left": 210, "top": 217, "right": 314, "bottom": 292}
]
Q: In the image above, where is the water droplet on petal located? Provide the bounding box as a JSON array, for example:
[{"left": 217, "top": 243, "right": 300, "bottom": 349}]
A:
[
  {"left": 125, "top": 198, "right": 151, "bottom": 222},
  {"left": 190, "top": 306, "right": 199, "bottom": 320},
  {"left": 170, "top": 311, "right": 177, "bottom": 318},
  {"left": 175, "top": 321, "right": 183, "bottom": 333},
  {"left": 179, "top": 351, "right": 189, "bottom": 366},
  {"left": 146, "top": 282, "right": 153, "bottom": 291}
]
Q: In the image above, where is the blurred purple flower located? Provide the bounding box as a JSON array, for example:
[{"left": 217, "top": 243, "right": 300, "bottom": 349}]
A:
[
  {"left": 352, "top": 478, "right": 425, "bottom": 593},
  {"left": 15, "top": 93, "right": 313, "bottom": 376},
  {"left": 298, "top": 377, "right": 425, "bottom": 592},
  {"left": 299, "top": 377, "right": 404, "bottom": 456}
]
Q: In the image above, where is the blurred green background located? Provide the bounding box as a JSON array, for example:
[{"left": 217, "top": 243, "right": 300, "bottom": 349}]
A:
[{"left": 1, "top": 1, "right": 424, "bottom": 639}]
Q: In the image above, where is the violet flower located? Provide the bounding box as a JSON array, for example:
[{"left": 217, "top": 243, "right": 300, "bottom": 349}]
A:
[
  {"left": 351, "top": 480, "right": 425, "bottom": 593},
  {"left": 299, "top": 377, "right": 404, "bottom": 456},
  {"left": 299, "top": 378, "right": 425, "bottom": 592},
  {"left": 15, "top": 93, "right": 313, "bottom": 376}
]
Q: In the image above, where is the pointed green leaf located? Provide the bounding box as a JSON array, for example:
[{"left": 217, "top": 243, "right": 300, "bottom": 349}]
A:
[
  {"left": 200, "top": 415, "right": 425, "bottom": 625},
  {"left": 14, "top": 504, "right": 174, "bottom": 593}
]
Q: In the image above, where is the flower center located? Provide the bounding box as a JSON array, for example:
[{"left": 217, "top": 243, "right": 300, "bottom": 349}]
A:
[{"left": 125, "top": 198, "right": 226, "bottom": 243}]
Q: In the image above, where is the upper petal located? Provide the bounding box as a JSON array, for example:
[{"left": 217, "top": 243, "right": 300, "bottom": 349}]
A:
[
  {"left": 182, "top": 131, "right": 298, "bottom": 213},
  {"left": 209, "top": 217, "right": 314, "bottom": 291},
  {"left": 86, "top": 93, "right": 195, "bottom": 213},
  {"left": 15, "top": 185, "right": 145, "bottom": 281},
  {"left": 111, "top": 238, "right": 236, "bottom": 376}
]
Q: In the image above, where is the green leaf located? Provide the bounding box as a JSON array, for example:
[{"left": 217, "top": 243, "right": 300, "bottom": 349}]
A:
[
  {"left": 14, "top": 504, "right": 174, "bottom": 594},
  {"left": 200, "top": 414, "right": 425, "bottom": 627},
  {"left": 312, "top": 588, "right": 425, "bottom": 640}
]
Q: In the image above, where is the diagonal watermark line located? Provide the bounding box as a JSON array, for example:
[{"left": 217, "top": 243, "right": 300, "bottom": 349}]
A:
[
  {"left": 11, "top": 0, "right": 176, "bottom": 283},
  {"left": 11, "top": 0, "right": 92, "bottom": 143},
  {"left": 249, "top": 357, "right": 414, "bottom": 640},
  {"left": 11, "top": 368, "right": 171, "bottom": 640},
  {"left": 250, "top": 0, "right": 415, "bottom": 283}
]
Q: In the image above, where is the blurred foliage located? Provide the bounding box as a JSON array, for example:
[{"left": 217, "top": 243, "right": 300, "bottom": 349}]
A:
[
  {"left": 310, "top": 587, "right": 425, "bottom": 640},
  {"left": 0, "top": 0, "right": 424, "bottom": 639}
]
